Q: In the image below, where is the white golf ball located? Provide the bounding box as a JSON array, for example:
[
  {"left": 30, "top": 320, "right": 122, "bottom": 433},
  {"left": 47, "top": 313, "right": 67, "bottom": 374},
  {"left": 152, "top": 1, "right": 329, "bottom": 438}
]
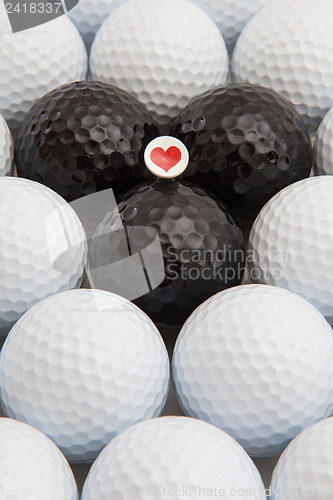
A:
[
  {"left": 89, "top": 0, "right": 228, "bottom": 128},
  {"left": 190, "top": 0, "right": 272, "bottom": 55},
  {"left": 0, "top": 15, "right": 87, "bottom": 134},
  {"left": 314, "top": 107, "right": 333, "bottom": 175},
  {"left": 271, "top": 417, "right": 333, "bottom": 499},
  {"left": 0, "top": 177, "right": 87, "bottom": 335},
  {"left": 0, "top": 289, "right": 170, "bottom": 463},
  {"left": 0, "top": 418, "right": 78, "bottom": 500},
  {"left": 67, "top": 0, "right": 128, "bottom": 50},
  {"left": 172, "top": 284, "right": 333, "bottom": 457},
  {"left": 232, "top": 0, "right": 333, "bottom": 131},
  {"left": 81, "top": 417, "right": 266, "bottom": 500},
  {"left": 248, "top": 176, "right": 333, "bottom": 325},
  {"left": 0, "top": 113, "right": 13, "bottom": 176}
]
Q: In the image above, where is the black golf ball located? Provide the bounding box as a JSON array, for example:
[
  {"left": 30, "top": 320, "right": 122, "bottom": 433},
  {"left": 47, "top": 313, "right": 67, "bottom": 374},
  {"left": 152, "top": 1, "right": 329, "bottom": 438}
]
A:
[
  {"left": 15, "top": 80, "right": 158, "bottom": 201},
  {"left": 170, "top": 84, "right": 312, "bottom": 230},
  {"left": 90, "top": 180, "right": 245, "bottom": 336}
]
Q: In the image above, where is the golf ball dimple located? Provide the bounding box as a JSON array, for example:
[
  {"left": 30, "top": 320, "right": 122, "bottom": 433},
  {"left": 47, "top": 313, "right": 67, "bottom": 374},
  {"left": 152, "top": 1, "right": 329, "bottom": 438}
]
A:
[
  {"left": 313, "top": 107, "right": 333, "bottom": 175},
  {"left": 232, "top": 0, "right": 333, "bottom": 131},
  {"left": 81, "top": 417, "right": 266, "bottom": 500},
  {"left": 92, "top": 180, "right": 245, "bottom": 337},
  {"left": 0, "top": 113, "right": 14, "bottom": 176},
  {"left": 15, "top": 81, "right": 158, "bottom": 202},
  {"left": 271, "top": 417, "right": 333, "bottom": 500},
  {"left": 248, "top": 176, "right": 333, "bottom": 325},
  {"left": 172, "top": 284, "right": 333, "bottom": 457},
  {"left": 0, "top": 418, "right": 78, "bottom": 500},
  {"left": 89, "top": 0, "right": 228, "bottom": 129},
  {"left": 171, "top": 84, "right": 312, "bottom": 230},
  {"left": 190, "top": 0, "right": 272, "bottom": 55},
  {"left": 0, "top": 15, "right": 87, "bottom": 135},
  {"left": 67, "top": 0, "right": 129, "bottom": 50},
  {"left": 0, "top": 177, "right": 87, "bottom": 336},
  {"left": 0, "top": 289, "right": 170, "bottom": 463}
]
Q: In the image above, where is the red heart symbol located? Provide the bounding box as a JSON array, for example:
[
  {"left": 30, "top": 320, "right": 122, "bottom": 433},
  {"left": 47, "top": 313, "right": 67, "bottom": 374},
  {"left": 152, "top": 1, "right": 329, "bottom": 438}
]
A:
[{"left": 150, "top": 146, "right": 182, "bottom": 173}]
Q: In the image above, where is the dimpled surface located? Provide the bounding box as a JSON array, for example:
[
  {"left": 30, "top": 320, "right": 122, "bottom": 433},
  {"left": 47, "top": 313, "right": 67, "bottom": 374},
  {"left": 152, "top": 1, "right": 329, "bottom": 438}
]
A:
[
  {"left": 171, "top": 84, "right": 312, "bottom": 230},
  {"left": 190, "top": 0, "right": 272, "bottom": 55},
  {"left": 90, "top": 0, "right": 228, "bottom": 129},
  {"left": 313, "top": 107, "right": 333, "bottom": 175},
  {"left": 0, "top": 289, "right": 170, "bottom": 463},
  {"left": 173, "top": 285, "right": 333, "bottom": 457},
  {"left": 0, "top": 15, "right": 87, "bottom": 135},
  {"left": 16, "top": 81, "right": 158, "bottom": 202},
  {"left": 271, "top": 417, "right": 333, "bottom": 499},
  {"left": 232, "top": 0, "right": 333, "bottom": 131},
  {"left": 248, "top": 176, "right": 333, "bottom": 325},
  {"left": 0, "top": 113, "right": 14, "bottom": 176},
  {"left": 0, "top": 177, "right": 87, "bottom": 335},
  {"left": 67, "top": 0, "right": 129, "bottom": 50},
  {"left": 0, "top": 418, "right": 78, "bottom": 500},
  {"left": 81, "top": 417, "right": 266, "bottom": 500},
  {"left": 95, "top": 180, "right": 244, "bottom": 336}
]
